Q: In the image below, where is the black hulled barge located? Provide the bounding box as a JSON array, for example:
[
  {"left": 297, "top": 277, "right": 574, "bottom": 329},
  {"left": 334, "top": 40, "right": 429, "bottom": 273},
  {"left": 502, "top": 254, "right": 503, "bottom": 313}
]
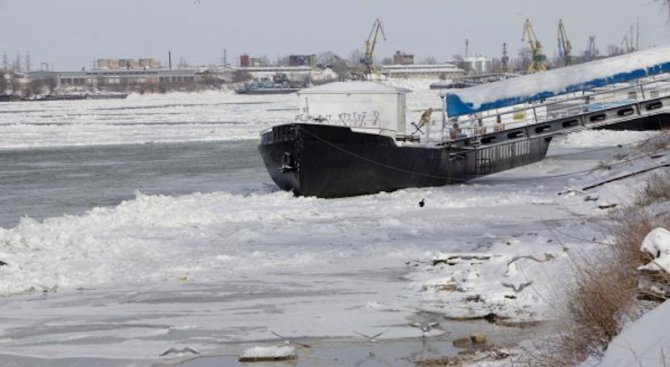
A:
[
  {"left": 258, "top": 82, "right": 556, "bottom": 198},
  {"left": 259, "top": 69, "right": 670, "bottom": 198},
  {"left": 259, "top": 121, "right": 551, "bottom": 198},
  {"left": 259, "top": 46, "right": 670, "bottom": 198}
]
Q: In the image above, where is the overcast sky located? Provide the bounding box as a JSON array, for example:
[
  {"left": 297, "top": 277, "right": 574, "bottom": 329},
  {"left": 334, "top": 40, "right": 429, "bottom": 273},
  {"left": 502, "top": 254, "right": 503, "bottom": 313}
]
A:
[{"left": 1, "top": 0, "right": 668, "bottom": 70}]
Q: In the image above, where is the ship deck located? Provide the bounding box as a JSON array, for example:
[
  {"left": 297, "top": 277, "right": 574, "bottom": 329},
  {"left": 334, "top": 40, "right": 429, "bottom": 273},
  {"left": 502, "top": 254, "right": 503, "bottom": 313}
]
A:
[{"left": 426, "top": 75, "right": 670, "bottom": 152}]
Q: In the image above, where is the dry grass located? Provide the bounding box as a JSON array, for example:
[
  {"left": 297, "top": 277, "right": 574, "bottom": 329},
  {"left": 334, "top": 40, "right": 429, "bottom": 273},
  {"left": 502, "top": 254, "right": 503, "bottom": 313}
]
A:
[
  {"left": 608, "top": 211, "right": 657, "bottom": 273},
  {"left": 415, "top": 348, "right": 511, "bottom": 367},
  {"left": 521, "top": 212, "right": 656, "bottom": 367},
  {"left": 640, "top": 129, "right": 670, "bottom": 154},
  {"left": 415, "top": 356, "right": 455, "bottom": 367},
  {"left": 636, "top": 172, "right": 670, "bottom": 207},
  {"left": 528, "top": 183, "right": 670, "bottom": 366}
]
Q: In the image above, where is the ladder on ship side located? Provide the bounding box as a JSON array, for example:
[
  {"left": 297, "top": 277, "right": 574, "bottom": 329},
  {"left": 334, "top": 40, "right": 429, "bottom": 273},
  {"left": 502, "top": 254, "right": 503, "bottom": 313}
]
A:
[{"left": 475, "top": 158, "right": 492, "bottom": 175}]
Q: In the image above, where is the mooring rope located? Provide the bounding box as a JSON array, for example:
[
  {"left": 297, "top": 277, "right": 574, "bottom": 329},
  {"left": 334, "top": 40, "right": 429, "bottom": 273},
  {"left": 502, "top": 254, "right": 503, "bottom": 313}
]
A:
[
  {"left": 297, "top": 125, "right": 463, "bottom": 181},
  {"left": 296, "top": 125, "right": 668, "bottom": 185}
]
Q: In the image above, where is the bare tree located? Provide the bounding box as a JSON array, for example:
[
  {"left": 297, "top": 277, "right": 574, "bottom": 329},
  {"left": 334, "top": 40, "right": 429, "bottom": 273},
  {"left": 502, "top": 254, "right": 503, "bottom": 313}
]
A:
[
  {"left": 200, "top": 71, "right": 223, "bottom": 88},
  {"left": 657, "top": 0, "right": 670, "bottom": 19},
  {"left": 25, "top": 79, "right": 45, "bottom": 97},
  {"left": 178, "top": 57, "right": 188, "bottom": 69},
  {"left": 13, "top": 53, "right": 21, "bottom": 72},
  {"left": 316, "top": 51, "right": 340, "bottom": 67},
  {"left": 276, "top": 55, "right": 290, "bottom": 66},
  {"left": 258, "top": 55, "right": 271, "bottom": 67},
  {"left": 515, "top": 47, "right": 532, "bottom": 72},
  {"left": 606, "top": 44, "right": 624, "bottom": 56},
  {"left": 25, "top": 53, "right": 31, "bottom": 72},
  {"left": 316, "top": 51, "right": 351, "bottom": 80},
  {"left": 381, "top": 57, "right": 393, "bottom": 65},
  {"left": 45, "top": 76, "right": 58, "bottom": 93},
  {"left": 10, "top": 73, "right": 21, "bottom": 93},
  {"left": 349, "top": 49, "right": 362, "bottom": 65},
  {"left": 0, "top": 74, "right": 7, "bottom": 92},
  {"left": 490, "top": 57, "right": 502, "bottom": 73},
  {"left": 452, "top": 54, "right": 472, "bottom": 74},
  {"left": 232, "top": 69, "right": 252, "bottom": 83},
  {"left": 420, "top": 56, "right": 438, "bottom": 65}
]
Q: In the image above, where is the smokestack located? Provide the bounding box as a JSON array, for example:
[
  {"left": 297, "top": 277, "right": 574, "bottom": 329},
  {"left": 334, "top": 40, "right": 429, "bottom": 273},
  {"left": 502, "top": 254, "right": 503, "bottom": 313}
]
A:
[{"left": 168, "top": 51, "right": 172, "bottom": 70}]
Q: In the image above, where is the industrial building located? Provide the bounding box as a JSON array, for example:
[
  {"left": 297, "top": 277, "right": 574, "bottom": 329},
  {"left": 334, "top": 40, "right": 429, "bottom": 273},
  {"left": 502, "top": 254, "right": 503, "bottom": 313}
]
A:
[
  {"left": 96, "top": 58, "right": 162, "bottom": 69},
  {"left": 289, "top": 55, "right": 316, "bottom": 67},
  {"left": 455, "top": 56, "right": 493, "bottom": 74},
  {"left": 27, "top": 68, "right": 199, "bottom": 89},
  {"left": 239, "top": 54, "right": 265, "bottom": 68},
  {"left": 239, "top": 54, "right": 251, "bottom": 68},
  {"left": 392, "top": 50, "right": 414, "bottom": 65},
  {"left": 379, "top": 63, "right": 464, "bottom": 79}
]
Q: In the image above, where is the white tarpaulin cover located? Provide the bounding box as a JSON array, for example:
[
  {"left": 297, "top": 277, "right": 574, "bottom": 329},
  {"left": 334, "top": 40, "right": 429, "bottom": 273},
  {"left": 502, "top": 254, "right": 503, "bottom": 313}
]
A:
[{"left": 446, "top": 44, "right": 670, "bottom": 117}]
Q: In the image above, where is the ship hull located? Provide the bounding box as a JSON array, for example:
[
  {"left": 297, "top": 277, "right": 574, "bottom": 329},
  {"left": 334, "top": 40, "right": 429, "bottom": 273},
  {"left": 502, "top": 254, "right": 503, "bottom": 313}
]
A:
[
  {"left": 600, "top": 113, "right": 670, "bottom": 131},
  {"left": 258, "top": 123, "right": 552, "bottom": 198}
]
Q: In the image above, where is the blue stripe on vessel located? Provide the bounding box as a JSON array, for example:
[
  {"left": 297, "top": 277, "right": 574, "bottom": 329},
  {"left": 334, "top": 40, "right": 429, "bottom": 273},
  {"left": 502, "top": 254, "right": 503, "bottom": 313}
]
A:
[{"left": 446, "top": 61, "right": 670, "bottom": 117}]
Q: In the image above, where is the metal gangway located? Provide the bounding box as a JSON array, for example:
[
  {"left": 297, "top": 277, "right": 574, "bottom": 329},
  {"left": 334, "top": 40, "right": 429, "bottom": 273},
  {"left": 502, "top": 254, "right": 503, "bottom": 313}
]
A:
[{"left": 422, "top": 74, "right": 670, "bottom": 148}]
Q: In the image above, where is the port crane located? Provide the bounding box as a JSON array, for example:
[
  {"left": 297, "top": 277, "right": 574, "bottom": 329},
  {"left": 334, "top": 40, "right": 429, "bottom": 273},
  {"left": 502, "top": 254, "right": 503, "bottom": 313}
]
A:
[
  {"left": 584, "top": 36, "right": 598, "bottom": 61},
  {"left": 521, "top": 18, "right": 546, "bottom": 73},
  {"left": 360, "top": 18, "right": 387, "bottom": 78},
  {"left": 557, "top": 19, "right": 573, "bottom": 66}
]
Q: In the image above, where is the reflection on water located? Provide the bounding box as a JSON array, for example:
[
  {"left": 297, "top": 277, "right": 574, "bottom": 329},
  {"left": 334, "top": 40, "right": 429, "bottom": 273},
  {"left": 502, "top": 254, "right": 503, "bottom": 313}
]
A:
[{"left": 181, "top": 319, "right": 548, "bottom": 367}]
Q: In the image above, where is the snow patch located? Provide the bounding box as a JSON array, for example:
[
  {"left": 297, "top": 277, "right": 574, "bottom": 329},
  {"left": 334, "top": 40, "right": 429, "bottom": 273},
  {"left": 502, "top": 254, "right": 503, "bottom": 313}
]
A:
[
  {"left": 598, "top": 299, "right": 670, "bottom": 367},
  {"left": 639, "top": 227, "right": 670, "bottom": 273},
  {"left": 239, "top": 345, "right": 297, "bottom": 361}
]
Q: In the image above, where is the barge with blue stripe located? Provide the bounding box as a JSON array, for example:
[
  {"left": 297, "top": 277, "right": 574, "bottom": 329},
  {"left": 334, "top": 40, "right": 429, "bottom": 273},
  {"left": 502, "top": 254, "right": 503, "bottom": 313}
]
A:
[{"left": 259, "top": 46, "right": 670, "bottom": 198}]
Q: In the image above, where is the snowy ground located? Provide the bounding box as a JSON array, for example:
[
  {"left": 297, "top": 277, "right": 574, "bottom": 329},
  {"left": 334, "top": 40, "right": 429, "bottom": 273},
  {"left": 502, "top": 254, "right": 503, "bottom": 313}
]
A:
[{"left": 0, "top": 82, "right": 667, "bottom": 366}]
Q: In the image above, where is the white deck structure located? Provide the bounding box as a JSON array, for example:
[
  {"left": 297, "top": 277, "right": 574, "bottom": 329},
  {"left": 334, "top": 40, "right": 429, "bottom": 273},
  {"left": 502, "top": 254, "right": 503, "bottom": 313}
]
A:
[{"left": 295, "top": 81, "right": 408, "bottom": 136}]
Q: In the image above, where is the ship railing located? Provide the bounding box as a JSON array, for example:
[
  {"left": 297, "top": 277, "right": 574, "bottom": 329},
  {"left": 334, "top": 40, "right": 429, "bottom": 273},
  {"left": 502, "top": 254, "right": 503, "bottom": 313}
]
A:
[{"left": 437, "top": 73, "right": 670, "bottom": 143}]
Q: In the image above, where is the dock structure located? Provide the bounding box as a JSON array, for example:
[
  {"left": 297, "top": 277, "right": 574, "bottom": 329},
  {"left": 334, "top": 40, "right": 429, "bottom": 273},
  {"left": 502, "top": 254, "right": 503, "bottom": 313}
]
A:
[
  {"left": 436, "top": 75, "right": 670, "bottom": 150},
  {"left": 415, "top": 45, "right": 670, "bottom": 152},
  {"left": 426, "top": 76, "right": 670, "bottom": 178}
]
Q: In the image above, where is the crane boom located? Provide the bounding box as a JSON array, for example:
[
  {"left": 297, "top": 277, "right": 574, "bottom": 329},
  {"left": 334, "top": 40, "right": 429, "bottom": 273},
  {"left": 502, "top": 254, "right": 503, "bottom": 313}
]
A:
[
  {"left": 521, "top": 18, "right": 546, "bottom": 73},
  {"left": 584, "top": 36, "right": 598, "bottom": 61},
  {"left": 360, "top": 18, "right": 387, "bottom": 78},
  {"left": 557, "top": 19, "right": 572, "bottom": 66}
]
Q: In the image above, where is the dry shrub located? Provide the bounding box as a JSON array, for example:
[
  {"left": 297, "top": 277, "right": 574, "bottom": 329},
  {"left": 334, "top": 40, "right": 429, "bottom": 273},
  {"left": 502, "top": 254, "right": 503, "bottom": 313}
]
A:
[
  {"left": 568, "top": 211, "right": 656, "bottom": 354},
  {"left": 568, "top": 257, "right": 638, "bottom": 350},
  {"left": 636, "top": 172, "right": 670, "bottom": 207},
  {"left": 527, "top": 211, "right": 659, "bottom": 366},
  {"left": 609, "top": 210, "right": 657, "bottom": 271},
  {"left": 637, "top": 129, "right": 670, "bottom": 154},
  {"left": 415, "top": 356, "right": 453, "bottom": 367}
]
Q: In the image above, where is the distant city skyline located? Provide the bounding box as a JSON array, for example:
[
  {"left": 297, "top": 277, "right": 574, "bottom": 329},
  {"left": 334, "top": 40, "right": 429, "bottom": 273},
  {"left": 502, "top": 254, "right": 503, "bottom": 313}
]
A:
[{"left": 1, "top": 0, "right": 668, "bottom": 70}]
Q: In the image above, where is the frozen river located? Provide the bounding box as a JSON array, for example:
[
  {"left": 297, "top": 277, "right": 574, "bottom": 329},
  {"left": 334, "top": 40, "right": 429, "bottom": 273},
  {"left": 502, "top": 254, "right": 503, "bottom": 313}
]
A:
[
  {"left": 0, "top": 89, "right": 663, "bottom": 366},
  {"left": 0, "top": 140, "right": 267, "bottom": 228}
]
